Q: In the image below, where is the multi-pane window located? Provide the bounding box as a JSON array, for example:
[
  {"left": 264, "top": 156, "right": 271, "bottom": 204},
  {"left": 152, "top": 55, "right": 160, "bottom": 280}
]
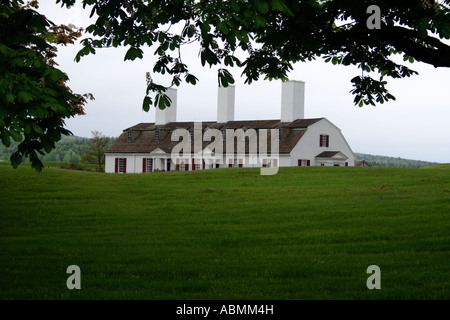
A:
[
  {"left": 276, "top": 128, "right": 282, "bottom": 140},
  {"left": 146, "top": 158, "right": 153, "bottom": 172},
  {"left": 180, "top": 161, "right": 185, "bottom": 171},
  {"left": 154, "top": 129, "right": 160, "bottom": 141},
  {"left": 221, "top": 128, "right": 226, "bottom": 141},
  {"left": 172, "top": 130, "right": 179, "bottom": 141},
  {"left": 118, "top": 158, "right": 124, "bottom": 172},
  {"left": 127, "top": 131, "right": 132, "bottom": 142}
]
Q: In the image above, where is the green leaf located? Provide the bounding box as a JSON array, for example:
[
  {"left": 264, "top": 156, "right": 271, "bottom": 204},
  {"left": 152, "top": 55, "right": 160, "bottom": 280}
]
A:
[
  {"left": 32, "top": 122, "right": 43, "bottom": 134},
  {"left": 255, "top": 0, "right": 270, "bottom": 14},
  {"left": 1, "top": 130, "right": 10, "bottom": 147},
  {"left": 18, "top": 91, "right": 33, "bottom": 103},
  {"left": 10, "top": 152, "right": 22, "bottom": 169},
  {"left": 24, "top": 122, "right": 32, "bottom": 135},
  {"left": 155, "top": 93, "right": 172, "bottom": 110},
  {"left": 255, "top": 15, "right": 267, "bottom": 29},
  {"left": 6, "top": 93, "right": 15, "bottom": 103},
  {"left": 10, "top": 129, "right": 22, "bottom": 142},
  {"left": 124, "top": 47, "right": 144, "bottom": 61},
  {"left": 142, "top": 96, "right": 152, "bottom": 112},
  {"left": 185, "top": 74, "right": 198, "bottom": 85}
]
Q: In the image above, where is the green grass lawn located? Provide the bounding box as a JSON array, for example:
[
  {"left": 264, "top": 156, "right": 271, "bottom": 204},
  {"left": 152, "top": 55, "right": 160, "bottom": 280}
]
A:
[{"left": 0, "top": 162, "right": 449, "bottom": 299}]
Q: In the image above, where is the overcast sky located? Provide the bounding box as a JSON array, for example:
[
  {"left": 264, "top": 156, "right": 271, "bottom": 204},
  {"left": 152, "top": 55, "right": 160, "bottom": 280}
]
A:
[{"left": 38, "top": 2, "right": 450, "bottom": 163}]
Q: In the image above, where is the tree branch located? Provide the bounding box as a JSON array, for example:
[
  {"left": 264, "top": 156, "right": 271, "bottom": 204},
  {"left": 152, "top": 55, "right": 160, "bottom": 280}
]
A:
[{"left": 376, "top": 26, "right": 450, "bottom": 68}]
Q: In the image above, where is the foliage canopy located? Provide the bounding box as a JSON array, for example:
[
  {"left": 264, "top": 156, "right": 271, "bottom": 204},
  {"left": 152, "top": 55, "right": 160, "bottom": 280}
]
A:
[
  {"left": 58, "top": 0, "right": 450, "bottom": 108},
  {"left": 0, "top": 0, "right": 92, "bottom": 171}
]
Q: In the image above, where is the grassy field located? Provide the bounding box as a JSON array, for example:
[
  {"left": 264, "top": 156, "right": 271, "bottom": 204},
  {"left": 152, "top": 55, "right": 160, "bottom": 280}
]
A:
[{"left": 0, "top": 161, "right": 449, "bottom": 299}]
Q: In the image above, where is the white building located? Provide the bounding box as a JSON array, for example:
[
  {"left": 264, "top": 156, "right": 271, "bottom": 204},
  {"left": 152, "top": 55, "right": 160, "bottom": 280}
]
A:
[{"left": 105, "top": 81, "right": 355, "bottom": 173}]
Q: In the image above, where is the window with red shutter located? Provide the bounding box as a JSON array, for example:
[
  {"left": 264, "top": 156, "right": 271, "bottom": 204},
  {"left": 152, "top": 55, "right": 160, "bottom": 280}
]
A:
[{"left": 262, "top": 159, "right": 267, "bottom": 167}]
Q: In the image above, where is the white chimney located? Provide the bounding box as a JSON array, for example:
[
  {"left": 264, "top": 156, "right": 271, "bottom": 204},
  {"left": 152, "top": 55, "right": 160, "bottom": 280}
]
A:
[
  {"left": 155, "top": 88, "right": 177, "bottom": 125},
  {"left": 217, "top": 85, "right": 235, "bottom": 123},
  {"left": 281, "top": 80, "right": 305, "bottom": 122}
]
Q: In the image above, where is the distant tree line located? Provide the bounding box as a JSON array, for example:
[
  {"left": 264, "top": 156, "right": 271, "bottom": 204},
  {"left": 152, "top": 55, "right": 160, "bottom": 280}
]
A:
[
  {"left": 354, "top": 153, "right": 439, "bottom": 168},
  {"left": 0, "top": 135, "right": 115, "bottom": 164}
]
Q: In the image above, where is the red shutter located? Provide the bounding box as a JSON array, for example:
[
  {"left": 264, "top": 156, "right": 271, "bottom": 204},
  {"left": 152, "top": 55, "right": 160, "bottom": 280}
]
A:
[
  {"left": 202, "top": 160, "right": 205, "bottom": 170},
  {"left": 228, "top": 159, "right": 232, "bottom": 168},
  {"left": 142, "top": 158, "right": 146, "bottom": 173},
  {"left": 307, "top": 160, "right": 311, "bottom": 166},
  {"left": 298, "top": 159, "right": 302, "bottom": 167},
  {"left": 239, "top": 159, "right": 243, "bottom": 168},
  {"left": 185, "top": 159, "right": 189, "bottom": 171},
  {"left": 320, "top": 135, "right": 323, "bottom": 147},
  {"left": 115, "top": 158, "right": 118, "bottom": 173},
  {"left": 326, "top": 135, "right": 329, "bottom": 147},
  {"left": 262, "top": 159, "right": 267, "bottom": 167},
  {"left": 345, "top": 162, "right": 348, "bottom": 167},
  {"left": 192, "top": 158, "right": 196, "bottom": 171},
  {"left": 123, "top": 158, "right": 127, "bottom": 173}
]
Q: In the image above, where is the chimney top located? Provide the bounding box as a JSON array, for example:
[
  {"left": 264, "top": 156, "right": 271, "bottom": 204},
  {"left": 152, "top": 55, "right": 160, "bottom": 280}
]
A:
[
  {"left": 217, "top": 85, "right": 235, "bottom": 123},
  {"left": 281, "top": 80, "right": 305, "bottom": 122},
  {"left": 155, "top": 88, "right": 177, "bottom": 125}
]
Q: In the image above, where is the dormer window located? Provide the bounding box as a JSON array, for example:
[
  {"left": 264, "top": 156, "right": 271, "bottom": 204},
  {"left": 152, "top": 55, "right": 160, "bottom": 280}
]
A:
[
  {"left": 221, "top": 127, "right": 226, "bottom": 141},
  {"left": 275, "top": 127, "right": 282, "bottom": 141},
  {"left": 172, "top": 129, "right": 179, "bottom": 141},
  {"left": 127, "top": 130, "right": 133, "bottom": 142},
  {"left": 154, "top": 128, "right": 160, "bottom": 141}
]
